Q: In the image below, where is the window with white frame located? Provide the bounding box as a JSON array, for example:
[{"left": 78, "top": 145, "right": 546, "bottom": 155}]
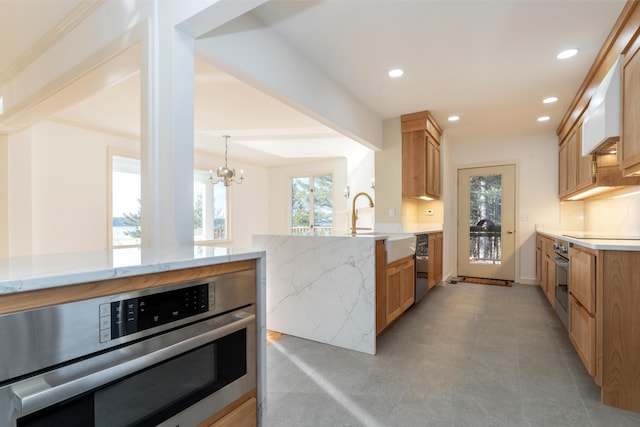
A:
[
  {"left": 110, "top": 156, "right": 230, "bottom": 247},
  {"left": 291, "top": 174, "right": 333, "bottom": 235}
]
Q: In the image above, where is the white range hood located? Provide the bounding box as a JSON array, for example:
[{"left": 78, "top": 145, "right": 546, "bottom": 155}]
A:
[{"left": 582, "top": 55, "right": 623, "bottom": 156}]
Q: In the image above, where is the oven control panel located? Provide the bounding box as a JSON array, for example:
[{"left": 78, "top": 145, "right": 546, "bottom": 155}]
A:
[{"left": 99, "top": 283, "right": 210, "bottom": 343}]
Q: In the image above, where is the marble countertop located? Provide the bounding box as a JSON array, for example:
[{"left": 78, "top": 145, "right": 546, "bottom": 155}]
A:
[
  {"left": 537, "top": 230, "right": 640, "bottom": 251},
  {"left": 0, "top": 246, "right": 264, "bottom": 295}
]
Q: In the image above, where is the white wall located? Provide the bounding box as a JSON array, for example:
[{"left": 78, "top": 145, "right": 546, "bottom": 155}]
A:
[
  {"left": 445, "top": 132, "right": 559, "bottom": 284},
  {"left": 0, "top": 135, "right": 7, "bottom": 256},
  {"left": 8, "top": 121, "right": 137, "bottom": 255}
]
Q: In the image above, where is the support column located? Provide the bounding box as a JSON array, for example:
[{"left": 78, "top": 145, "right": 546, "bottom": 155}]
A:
[{"left": 140, "top": 4, "right": 195, "bottom": 249}]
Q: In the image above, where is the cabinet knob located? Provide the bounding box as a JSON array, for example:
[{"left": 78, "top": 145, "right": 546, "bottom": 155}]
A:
[{"left": 506, "top": 229, "right": 515, "bottom": 235}]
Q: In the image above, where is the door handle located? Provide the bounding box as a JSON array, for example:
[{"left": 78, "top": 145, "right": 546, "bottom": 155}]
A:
[{"left": 506, "top": 230, "right": 515, "bottom": 234}]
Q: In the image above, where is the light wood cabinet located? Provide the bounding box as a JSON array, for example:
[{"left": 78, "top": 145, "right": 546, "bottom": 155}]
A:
[
  {"left": 569, "top": 246, "right": 596, "bottom": 313},
  {"left": 208, "top": 397, "right": 256, "bottom": 427},
  {"left": 621, "top": 33, "right": 640, "bottom": 177},
  {"left": 386, "top": 255, "right": 415, "bottom": 325},
  {"left": 568, "top": 244, "right": 599, "bottom": 382},
  {"left": 401, "top": 111, "right": 442, "bottom": 200},
  {"left": 569, "top": 294, "right": 597, "bottom": 377},
  {"left": 376, "top": 241, "right": 415, "bottom": 334},
  {"left": 535, "top": 234, "right": 555, "bottom": 307},
  {"left": 558, "top": 122, "right": 595, "bottom": 200},
  {"left": 428, "top": 232, "right": 443, "bottom": 290}
]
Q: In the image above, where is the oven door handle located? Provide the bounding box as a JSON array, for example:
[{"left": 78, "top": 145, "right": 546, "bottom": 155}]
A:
[
  {"left": 11, "top": 311, "right": 255, "bottom": 417},
  {"left": 552, "top": 255, "right": 569, "bottom": 270}
]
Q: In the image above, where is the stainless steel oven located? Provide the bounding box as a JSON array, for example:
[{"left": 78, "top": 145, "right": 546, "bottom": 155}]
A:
[
  {"left": 552, "top": 238, "right": 570, "bottom": 330},
  {"left": 0, "top": 270, "right": 256, "bottom": 426}
]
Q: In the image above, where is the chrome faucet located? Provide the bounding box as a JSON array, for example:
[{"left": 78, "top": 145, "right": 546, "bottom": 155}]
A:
[{"left": 351, "top": 192, "right": 374, "bottom": 235}]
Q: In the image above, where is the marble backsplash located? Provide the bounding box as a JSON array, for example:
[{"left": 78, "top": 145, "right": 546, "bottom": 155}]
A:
[{"left": 560, "top": 187, "right": 640, "bottom": 236}]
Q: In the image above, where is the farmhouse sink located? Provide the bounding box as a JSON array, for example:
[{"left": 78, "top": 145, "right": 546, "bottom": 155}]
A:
[{"left": 384, "top": 234, "right": 416, "bottom": 264}]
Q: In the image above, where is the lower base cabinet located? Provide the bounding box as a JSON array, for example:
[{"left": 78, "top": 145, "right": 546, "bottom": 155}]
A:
[
  {"left": 569, "top": 294, "right": 596, "bottom": 377},
  {"left": 386, "top": 256, "right": 415, "bottom": 325},
  {"left": 207, "top": 396, "right": 256, "bottom": 427},
  {"left": 427, "top": 232, "right": 443, "bottom": 289}
]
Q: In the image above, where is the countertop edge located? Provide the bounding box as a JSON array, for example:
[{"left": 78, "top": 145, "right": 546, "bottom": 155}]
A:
[{"left": 536, "top": 230, "right": 640, "bottom": 251}]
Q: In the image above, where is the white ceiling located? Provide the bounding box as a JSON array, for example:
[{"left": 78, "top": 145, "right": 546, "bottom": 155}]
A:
[{"left": 0, "top": 0, "right": 628, "bottom": 166}]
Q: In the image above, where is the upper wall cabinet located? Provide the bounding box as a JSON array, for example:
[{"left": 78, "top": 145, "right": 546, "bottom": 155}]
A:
[
  {"left": 401, "top": 111, "right": 442, "bottom": 200},
  {"left": 621, "top": 33, "right": 640, "bottom": 177},
  {"left": 557, "top": 2, "right": 640, "bottom": 198}
]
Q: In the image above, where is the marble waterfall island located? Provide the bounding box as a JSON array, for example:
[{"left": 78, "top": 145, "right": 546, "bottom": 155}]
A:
[{"left": 253, "top": 234, "right": 378, "bottom": 355}]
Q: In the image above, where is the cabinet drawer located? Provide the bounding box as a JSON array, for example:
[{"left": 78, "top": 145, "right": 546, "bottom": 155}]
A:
[
  {"left": 569, "top": 295, "right": 596, "bottom": 377},
  {"left": 569, "top": 247, "right": 596, "bottom": 313}
]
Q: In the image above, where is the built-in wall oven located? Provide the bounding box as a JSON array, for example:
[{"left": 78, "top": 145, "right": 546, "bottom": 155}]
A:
[
  {"left": 552, "top": 238, "right": 570, "bottom": 330},
  {"left": 0, "top": 270, "right": 256, "bottom": 426}
]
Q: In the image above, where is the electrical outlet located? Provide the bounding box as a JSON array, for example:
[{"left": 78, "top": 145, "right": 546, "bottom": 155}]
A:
[
  {"left": 521, "top": 215, "right": 529, "bottom": 221},
  {"left": 389, "top": 208, "right": 396, "bottom": 217},
  {"left": 426, "top": 209, "right": 434, "bottom": 216}
]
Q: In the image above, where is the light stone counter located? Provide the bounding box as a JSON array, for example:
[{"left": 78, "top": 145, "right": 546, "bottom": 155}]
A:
[
  {"left": 0, "top": 245, "right": 264, "bottom": 294},
  {"left": 253, "top": 234, "right": 381, "bottom": 355}
]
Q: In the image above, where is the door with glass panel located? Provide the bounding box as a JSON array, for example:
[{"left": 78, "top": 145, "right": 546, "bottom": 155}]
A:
[
  {"left": 457, "top": 164, "right": 516, "bottom": 281},
  {"left": 291, "top": 174, "right": 333, "bottom": 235}
]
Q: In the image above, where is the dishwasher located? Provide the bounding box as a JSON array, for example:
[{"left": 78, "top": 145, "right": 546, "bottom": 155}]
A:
[{"left": 415, "top": 234, "right": 429, "bottom": 303}]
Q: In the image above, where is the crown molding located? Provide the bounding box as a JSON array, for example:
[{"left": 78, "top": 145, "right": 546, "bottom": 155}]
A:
[{"left": 0, "top": 0, "right": 105, "bottom": 87}]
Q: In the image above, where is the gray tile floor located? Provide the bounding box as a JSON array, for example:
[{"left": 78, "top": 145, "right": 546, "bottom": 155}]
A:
[{"left": 265, "top": 282, "right": 640, "bottom": 426}]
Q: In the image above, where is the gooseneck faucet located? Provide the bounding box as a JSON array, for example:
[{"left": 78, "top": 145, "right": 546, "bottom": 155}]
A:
[{"left": 351, "top": 192, "right": 375, "bottom": 235}]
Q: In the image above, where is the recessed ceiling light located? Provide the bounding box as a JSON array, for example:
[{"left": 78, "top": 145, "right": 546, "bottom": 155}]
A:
[
  {"left": 543, "top": 96, "right": 558, "bottom": 104},
  {"left": 537, "top": 116, "right": 551, "bottom": 122},
  {"left": 556, "top": 48, "right": 578, "bottom": 59},
  {"left": 448, "top": 115, "right": 460, "bottom": 122},
  {"left": 388, "top": 69, "right": 404, "bottom": 78}
]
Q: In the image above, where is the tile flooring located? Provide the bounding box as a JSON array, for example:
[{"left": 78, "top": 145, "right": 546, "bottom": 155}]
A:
[{"left": 265, "top": 282, "right": 640, "bottom": 426}]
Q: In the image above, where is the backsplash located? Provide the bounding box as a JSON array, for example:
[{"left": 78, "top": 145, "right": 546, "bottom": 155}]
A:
[{"left": 560, "top": 186, "right": 640, "bottom": 236}]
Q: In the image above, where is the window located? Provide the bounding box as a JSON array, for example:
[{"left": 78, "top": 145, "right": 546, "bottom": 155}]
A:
[
  {"left": 291, "top": 174, "right": 333, "bottom": 235},
  {"left": 111, "top": 155, "right": 141, "bottom": 247},
  {"left": 110, "top": 157, "right": 230, "bottom": 247},
  {"left": 194, "top": 169, "right": 229, "bottom": 241}
]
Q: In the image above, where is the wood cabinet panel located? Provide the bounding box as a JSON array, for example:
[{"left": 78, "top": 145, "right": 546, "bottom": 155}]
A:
[
  {"left": 428, "top": 232, "right": 443, "bottom": 290},
  {"left": 402, "top": 131, "right": 427, "bottom": 197},
  {"left": 208, "top": 397, "right": 256, "bottom": 427},
  {"left": 401, "top": 111, "right": 441, "bottom": 200},
  {"left": 622, "top": 34, "right": 640, "bottom": 177},
  {"left": 386, "top": 260, "right": 404, "bottom": 324},
  {"left": 569, "top": 294, "right": 597, "bottom": 377},
  {"left": 601, "top": 251, "right": 640, "bottom": 412},
  {"left": 569, "top": 246, "right": 596, "bottom": 313}
]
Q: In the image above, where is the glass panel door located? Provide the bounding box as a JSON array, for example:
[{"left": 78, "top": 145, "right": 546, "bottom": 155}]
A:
[{"left": 457, "top": 165, "right": 515, "bottom": 281}]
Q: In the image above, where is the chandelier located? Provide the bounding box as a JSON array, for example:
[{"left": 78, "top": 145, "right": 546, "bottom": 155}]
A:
[{"left": 209, "top": 135, "right": 244, "bottom": 186}]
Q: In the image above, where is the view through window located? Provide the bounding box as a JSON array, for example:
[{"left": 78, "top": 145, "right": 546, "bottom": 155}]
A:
[
  {"left": 291, "top": 174, "right": 333, "bottom": 235},
  {"left": 111, "top": 157, "right": 229, "bottom": 246}
]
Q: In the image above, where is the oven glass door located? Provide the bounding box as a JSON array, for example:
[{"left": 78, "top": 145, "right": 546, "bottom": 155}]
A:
[{"left": 18, "top": 329, "right": 247, "bottom": 427}]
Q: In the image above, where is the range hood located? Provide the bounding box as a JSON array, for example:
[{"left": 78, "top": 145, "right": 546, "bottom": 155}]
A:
[{"left": 582, "top": 55, "right": 623, "bottom": 156}]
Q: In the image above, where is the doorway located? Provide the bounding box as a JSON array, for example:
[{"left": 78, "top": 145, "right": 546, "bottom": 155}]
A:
[{"left": 457, "top": 164, "right": 516, "bottom": 281}]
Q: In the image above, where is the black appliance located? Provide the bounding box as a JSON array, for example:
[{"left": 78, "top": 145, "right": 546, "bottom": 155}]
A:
[
  {"left": 552, "top": 238, "right": 570, "bottom": 330},
  {"left": 415, "top": 234, "right": 429, "bottom": 303}
]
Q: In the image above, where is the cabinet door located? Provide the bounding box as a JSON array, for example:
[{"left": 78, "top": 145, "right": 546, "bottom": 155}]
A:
[
  {"left": 622, "top": 35, "right": 640, "bottom": 176},
  {"left": 559, "top": 142, "right": 568, "bottom": 197},
  {"left": 402, "top": 131, "right": 427, "bottom": 197},
  {"left": 567, "top": 130, "right": 578, "bottom": 192},
  {"left": 209, "top": 397, "right": 256, "bottom": 427},
  {"left": 569, "top": 295, "right": 596, "bottom": 377},
  {"left": 400, "top": 258, "right": 415, "bottom": 311},
  {"left": 570, "top": 246, "right": 596, "bottom": 313},
  {"left": 576, "top": 123, "right": 595, "bottom": 190},
  {"left": 427, "top": 232, "right": 443, "bottom": 289},
  {"left": 426, "top": 138, "right": 440, "bottom": 199},
  {"left": 386, "top": 263, "right": 404, "bottom": 324}
]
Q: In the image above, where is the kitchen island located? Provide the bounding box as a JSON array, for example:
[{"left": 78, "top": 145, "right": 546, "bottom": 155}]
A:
[
  {"left": 0, "top": 245, "right": 266, "bottom": 426},
  {"left": 253, "top": 229, "right": 440, "bottom": 355}
]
